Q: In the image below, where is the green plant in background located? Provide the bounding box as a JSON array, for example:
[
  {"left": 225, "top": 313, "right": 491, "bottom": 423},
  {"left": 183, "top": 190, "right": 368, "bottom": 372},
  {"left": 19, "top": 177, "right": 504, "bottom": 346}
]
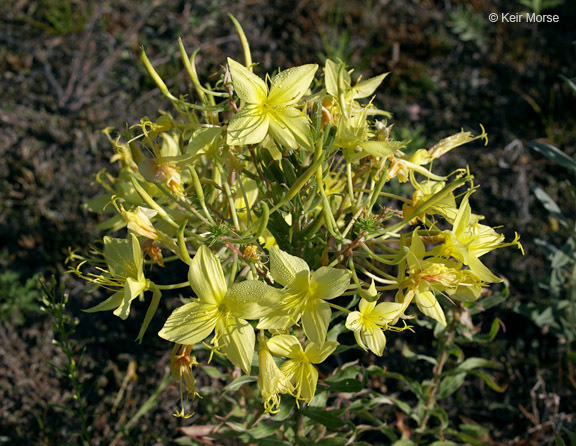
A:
[
  {"left": 0, "top": 270, "right": 40, "bottom": 323},
  {"left": 555, "top": 426, "right": 576, "bottom": 446},
  {"left": 521, "top": 141, "right": 576, "bottom": 387},
  {"left": 317, "top": 1, "right": 354, "bottom": 65},
  {"left": 448, "top": 5, "right": 486, "bottom": 47},
  {"left": 25, "top": 0, "right": 90, "bottom": 36},
  {"left": 70, "top": 16, "right": 522, "bottom": 444},
  {"left": 518, "top": 0, "right": 564, "bottom": 15},
  {"left": 38, "top": 277, "right": 91, "bottom": 446}
]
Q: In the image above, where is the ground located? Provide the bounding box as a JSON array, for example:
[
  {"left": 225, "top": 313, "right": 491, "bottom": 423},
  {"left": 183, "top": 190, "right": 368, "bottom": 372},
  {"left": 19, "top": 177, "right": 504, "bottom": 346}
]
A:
[{"left": 1, "top": 0, "right": 575, "bottom": 444}]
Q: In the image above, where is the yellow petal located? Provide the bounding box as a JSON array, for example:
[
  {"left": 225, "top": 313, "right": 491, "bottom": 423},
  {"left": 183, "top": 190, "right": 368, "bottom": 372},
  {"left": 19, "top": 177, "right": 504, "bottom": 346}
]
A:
[
  {"left": 227, "top": 104, "right": 270, "bottom": 145},
  {"left": 361, "top": 326, "right": 387, "bottom": 356},
  {"left": 103, "top": 234, "right": 142, "bottom": 279},
  {"left": 414, "top": 290, "right": 446, "bottom": 326},
  {"left": 158, "top": 301, "right": 219, "bottom": 345},
  {"left": 269, "top": 247, "right": 309, "bottom": 287},
  {"left": 84, "top": 291, "right": 123, "bottom": 314},
  {"left": 216, "top": 316, "right": 255, "bottom": 374},
  {"left": 350, "top": 72, "right": 389, "bottom": 99},
  {"left": 188, "top": 246, "right": 227, "bottom": 304},
  {"left": 227, "top": 58, "right": 267, "bottom": 103},
  {"left": 225, "top": 280, "right": 283, "bottom": 319},
  {"left": 304, "top": 340, "right": 338, "bottom": 364},
  {"left": 310, "top": 267, "right": 351, "bottom": 301},
  {"left": 268, "top": 64, "right": 318, "bottom": 105},
  {"left": 113, "top": 276, "right": 147, "bottom": 320},
  {"left": 301, "top": 299, "right": 331, "bottom": 345},
  {"left": 267, "top": 334, "right": 302, "bottom": 359}
]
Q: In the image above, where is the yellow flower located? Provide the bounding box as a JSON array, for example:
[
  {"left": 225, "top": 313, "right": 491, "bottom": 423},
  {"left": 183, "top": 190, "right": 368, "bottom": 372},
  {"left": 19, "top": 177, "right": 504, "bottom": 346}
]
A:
[
  {"left": 258, "top": 336, "right": 294, "bottom": 414},
  {"left": 267, "top": 335, "right": 338, "bottom": 406},
  {"left": 159, "top": 246, "right": 282, "bottom": 374},
  {"left": 226, "top": 58, "right": 317, "bottom": 149},
  {"left": 83, "top": 233, "right": 148, "bottom": 320},
  {"left": 346, "top": 299, "right": 403, "bottom": 356},
  {"left": 170, "top": 344, "right": 200, "bottom": 418},
  {"left": 119, "top": 205, "right": 160, "bottom": 240},
  {"left": 435, "top": 192, "right": 522, "bottom": 283},
  {"left": 257, "top": 247, "right": 351, "bottom": 345}
]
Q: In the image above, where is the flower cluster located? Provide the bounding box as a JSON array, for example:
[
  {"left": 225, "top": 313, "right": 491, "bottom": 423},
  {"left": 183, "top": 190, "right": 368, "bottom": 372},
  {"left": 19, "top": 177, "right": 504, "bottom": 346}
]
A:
[{"left": 71, "top": 19, "right": 522, "bottom": 417}]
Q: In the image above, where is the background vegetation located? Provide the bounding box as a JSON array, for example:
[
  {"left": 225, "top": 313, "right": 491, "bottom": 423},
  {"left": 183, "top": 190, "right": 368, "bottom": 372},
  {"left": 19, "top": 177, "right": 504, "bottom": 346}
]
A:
[{"left": 1, "top": 0, "right": 575, "bottom": 444}]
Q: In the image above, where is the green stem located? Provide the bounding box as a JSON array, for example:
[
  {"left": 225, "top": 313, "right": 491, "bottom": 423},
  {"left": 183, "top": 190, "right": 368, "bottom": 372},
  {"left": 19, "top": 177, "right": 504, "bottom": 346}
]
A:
[
  {"left": 155, "top": 281, "right": 191, "bottom": 290},
  {"left": 188, "top": 165, "right": 216, "bottom": 225},
  {"left": 328, "top": 302, "right": 351, "bottom": 314},
  {"left": 269, "top": 154, "right": 325, "bottom": 215},
  {"left": 129, "top": 175, "right": 178, "bottom": 229},
  {"left": 419, "top": 317, "right": 456, "bottom": 431},
  {"left": 346, "top": 163, "right": 357, "bottom": 214}
]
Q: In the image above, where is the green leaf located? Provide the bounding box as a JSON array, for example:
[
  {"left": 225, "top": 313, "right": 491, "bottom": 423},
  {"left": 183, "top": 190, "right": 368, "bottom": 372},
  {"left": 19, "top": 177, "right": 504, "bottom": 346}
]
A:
[
  {"left": 436, "top": 373, "right": 466, "bottom": 399},
  {"left": 561, "top": 426, "right": 576, "bottom": 446},
  {"left": 551, "top": 238, "right": 576, "bottom": 269},
  {"left": 462, "top": 317, "right": 502, "bottom": 343},
  {"left": 247, "top": 421, "right": 284, "bottom": 439},
  {"left": 456, "top": 357, "right": 500, "bottom": 371},
  {"left": 203, "top": 365, "right": 224, "bottom": 378},
  {"left": 325, "top": 378, "right": 363, "bottom": 392},
  {"left": 84, "top": 193, "right": 112, "bottom": 213},
  {"left": 95, "top": 214, "right": 125, "bottom": 232},
  {"left": 303, "top": 407, "right": 346, "bottom": 429},
  {"left": 560, "top": 74, "right": 576, "bottom": 94},
  {"left": 226, "top": 421, "right": 247, "bottom": 433},
  {"left": 367, "top": 367, "right": 424, "bottom": 400},
  {"left": 402, "top": 344, "right": 437, "bottom": 365},
  {"left": 389, "top": 396, "right": 417, "bottom": 420},
  {"left": 555, "top": 434, "right": 567, "bottom": 446},
  {"left": 531, "top": 185, "right": 568, "bottom": 227},
  {"left": 392, "top": 439, "right": 416, "bottom": 446},
  {"left": 428, "top": 407, "right": 449, "bottom": 429},
  {"left": 325, "top": 364, "right": 363, "bottom": 382},
  {"left": 528, "top": 141, "right": 576, "bottom": 173},
  {"left": 223, "top": 375, "right": 257, "bottom": 391},
  {"left": 255, "top": 439, "right": 291, "bottom": 446},
  {"left": 468, "top": 369, "right": 507, "bottom": 392},
  {"left": 270, "top": 397, "right": 295, "bottom": 421}
]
